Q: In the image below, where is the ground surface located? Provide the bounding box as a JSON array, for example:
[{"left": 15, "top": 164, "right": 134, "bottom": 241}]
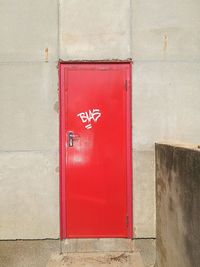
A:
[
  {"left": 47, "top": 251, "right": 144, "bottom": 267},
  {"left": 0, "top": 239, "right": 155, "bottom": 267}
]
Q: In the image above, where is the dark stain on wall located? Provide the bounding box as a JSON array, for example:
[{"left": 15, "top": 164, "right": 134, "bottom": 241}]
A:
[{"left": 156, "top": 143, "right": 200, "bottom": 267}]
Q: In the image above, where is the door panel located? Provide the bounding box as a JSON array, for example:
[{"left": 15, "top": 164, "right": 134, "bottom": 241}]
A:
[{"left": 60, "top": 63, "right": 132, "bottom": 238}]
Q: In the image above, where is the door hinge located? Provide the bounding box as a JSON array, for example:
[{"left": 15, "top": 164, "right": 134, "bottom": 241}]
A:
[
  {"left": 126, "top": 215, "right": 129, "bottom": 227},
  {"left": 125, "top": 80, "right": 128, "bottom": 91}
]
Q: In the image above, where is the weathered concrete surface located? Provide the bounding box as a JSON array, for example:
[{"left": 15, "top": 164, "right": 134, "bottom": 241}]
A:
[
  {"left": 133, "top": 151, "right": 155, "bottom": 238},
  {"left": 132, "top": 62, "right": 200, "bottom": 151},
  {"left": 0, "top": 0, "right": 58, "bottom": 62},
  {"left": 0, "top": 0, "right": 59, "bottom": 239},
  {"left": 0, "top": 62, "right": 59, "bottom": 239},
  {"left": 131, "top": 0, "right": 200, "bottom": 239},
  {"left": 0, "top": 151, "right": 59, "bottom": 239},
  {"left": 0, "top": 63, "right": 59, "bottom": 151},
  {"left": 0, "top": 240, "right": 150, "bottom": 267},
  {"left": 59, "top": 0, "right": 131, "bottom": 60},
  {"left": 0, "top": 240, "right": 60, "bottom": 267},
  {"left": 134, "top": 239, "right": 156, "bottom": 267},
  {"left": 132, "top": 0, "right": 200, "bottom": 60},
  {"left": 133, "top": 62, "right": 200, "bottom": 237},
  {"left": 156, "top": 143, "right": 200, "bottom": 267},
  {"left": 62, "top": 238, "right": 133, "bottom": 253},
  {"left": 47, "top": 252, "right": 144, "bottom": 267}
]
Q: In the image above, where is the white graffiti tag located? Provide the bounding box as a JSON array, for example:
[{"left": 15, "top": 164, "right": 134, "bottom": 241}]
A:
[{"left": 77, "top": 109, "right": 101, "bottom": 129}]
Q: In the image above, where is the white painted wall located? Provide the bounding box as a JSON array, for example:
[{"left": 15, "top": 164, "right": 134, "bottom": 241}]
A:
[{"left": 0, "top": 0, "right": 200, "bottom": 239}]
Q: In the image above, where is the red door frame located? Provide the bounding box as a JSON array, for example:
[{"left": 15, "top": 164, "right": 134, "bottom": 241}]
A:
[{"left": 59, "top": 61, "right": 133, "bottom": 239}]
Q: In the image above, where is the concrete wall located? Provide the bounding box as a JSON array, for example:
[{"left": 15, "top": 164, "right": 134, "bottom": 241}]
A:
[
  {"left": 132, "top": 0, "right": 200, "bottom": 238},
  {"left": 156, "top": 143, "right": 200, "bottom": 267},
  {"left": 0, "top": 0, "right": 200, "bottom": 239},
  {"left": 0, "top": 0, "right": 59, "bottom": 238}
]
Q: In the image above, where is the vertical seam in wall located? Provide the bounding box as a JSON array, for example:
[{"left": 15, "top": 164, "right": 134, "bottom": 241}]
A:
[
  {"left": 129, "top": 0, "right": 133, "bottom": 58},
  {"left": 57, "top": 0, "right": 60, "bottom": 59}
]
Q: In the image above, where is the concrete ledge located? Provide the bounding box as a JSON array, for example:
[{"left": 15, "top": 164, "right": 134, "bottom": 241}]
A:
[{"left": 156, "top": 143, "right": 200, "bottom": 267}]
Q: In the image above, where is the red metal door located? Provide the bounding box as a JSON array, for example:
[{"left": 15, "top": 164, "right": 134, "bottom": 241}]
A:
[{"left": 60, "top": 63, "right": 132, "bottom": 239}]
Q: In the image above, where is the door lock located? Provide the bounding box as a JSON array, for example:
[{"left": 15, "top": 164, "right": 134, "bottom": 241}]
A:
[
  {"left": 68, "top": 131, "right": 74, "bottom": 147},
  {"left": 68, "top": 131, "right": 79, "bottom": 147}
]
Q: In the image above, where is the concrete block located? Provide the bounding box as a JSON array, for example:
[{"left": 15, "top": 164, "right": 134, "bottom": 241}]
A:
[
  {"left": 132, "top": 0, "right": 200, "bottom": 60},
  {"left": 59, "top": 0, "right": 131, "bottom": 60},
  {"left": 133, "top": 62, "right": 200, "bottom": 151},
  {"left": 156, "top": 143, "right": 200, "bottom": 267},
  {"left": 0, "top": 0, "right": 58, "bottom": 62},
  {"left": 0, "top": 63, "right": 58, "bottom": 151},
  {"left": 0, "top": 151, "right": 59, "bottom": 239},
  {"left": 134, "top": 239, "right": 156, "bottom": 267},
  {"left": 133, "top": 151, "right": 155, "bottom": 238},
  {"left": 62, "top": 238, "right": 134, "bottom": 253}
]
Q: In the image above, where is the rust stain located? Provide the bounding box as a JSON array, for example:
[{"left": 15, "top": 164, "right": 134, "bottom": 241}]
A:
[{"left": 45, "top": 48, "right": 48, "bottom": 62}]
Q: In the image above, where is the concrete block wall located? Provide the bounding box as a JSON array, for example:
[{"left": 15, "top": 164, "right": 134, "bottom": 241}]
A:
[
  {"left": 132, "top": 0, "right": 200, "bottom": 237},
  {"left": 0, "top": 0, "right": 200, "bottom": 239},
  {"left": 59, "top": 0, "right": 131, "bottom": 60},
  {"left": 0, "top": 0, "right": 59, "bottom": 238}
]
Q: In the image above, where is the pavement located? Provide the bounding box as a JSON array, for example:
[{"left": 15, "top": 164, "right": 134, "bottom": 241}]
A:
[{"left": 0, "top": 239, "right": 155, "bottom": 267}]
